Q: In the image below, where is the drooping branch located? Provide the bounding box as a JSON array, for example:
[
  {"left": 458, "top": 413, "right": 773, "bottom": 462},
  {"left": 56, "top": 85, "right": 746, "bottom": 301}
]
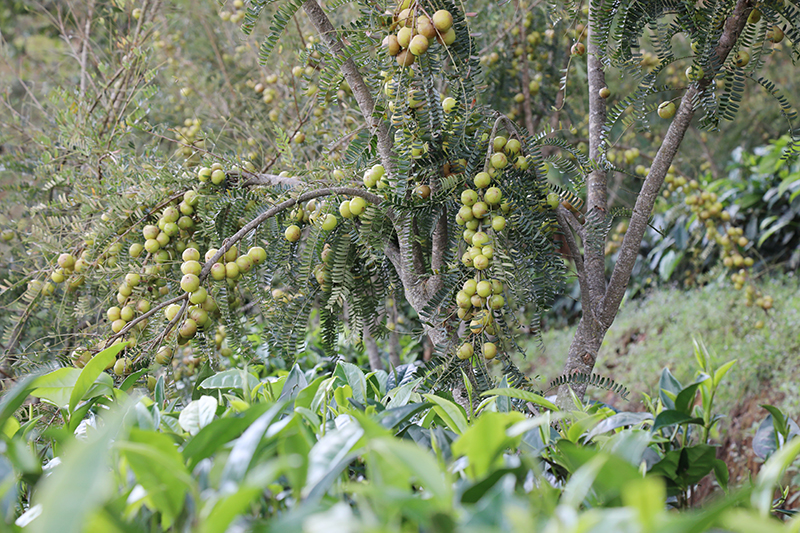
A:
[
  {"left": 104, "top": 187, "right": 385, "bottom": 346},
  {"left": 200, "top": 187, "right": 384, "bottom": 281}
]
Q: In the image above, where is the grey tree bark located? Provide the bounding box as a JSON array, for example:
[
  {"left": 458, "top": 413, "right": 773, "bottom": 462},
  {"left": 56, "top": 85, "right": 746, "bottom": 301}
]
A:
[{"left": 555, "top": 0, "right": 755, "bottom": 407}]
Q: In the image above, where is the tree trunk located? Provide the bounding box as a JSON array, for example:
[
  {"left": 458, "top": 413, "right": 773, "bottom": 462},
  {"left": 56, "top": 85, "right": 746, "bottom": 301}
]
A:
[
  {"left": 555, "top": 0, "right": 754, "bottom": 407},
  {"left": 363, "top": 322, "right": 382, "bottom": 371},
  {"left": 555, "top": 316, "right": 607, "bottom": 409}
]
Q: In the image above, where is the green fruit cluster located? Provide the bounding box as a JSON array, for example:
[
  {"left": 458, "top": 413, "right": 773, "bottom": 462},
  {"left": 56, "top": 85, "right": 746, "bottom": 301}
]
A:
[
  {"left": 385, "top": 2, "right": 455, "bottom": 67},
  {"left": 284, "top": 198, "right": 340, "bottom": 243},
  {"left": 453, "top": 134, "right": 527, "bottom": 362}
]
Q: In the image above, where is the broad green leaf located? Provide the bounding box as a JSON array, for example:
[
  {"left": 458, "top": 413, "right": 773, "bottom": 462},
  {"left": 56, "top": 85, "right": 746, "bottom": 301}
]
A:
[
  {"left": 659, "top": 250, "right": 683, "bottom": 281},
  {"left": 481, "top": 387, "right": 558, "bottom": 412},
  {"left": 0, "top": 374, "right": 39, "bottom": 433},
  {"left": 720, "top": 509, "right": 788, "bottom": 533},
  {"left": 752, "top": 437, "right": 800, "bottom": 516},
  {"left": 601, "top": 429, "right": 653, "bottom": 467},
  {"left": 69, "top": 342, "right": 127, "bottom": 414},
  {"left": 648, "top": 445, "right": 717, "bottom": 495},
  {"left": 221, "top": 402, "right": 285, "bottom": 485},
  {"left": 556, "top": 440, "right": 641, "bottom": 503},
  {"left": 199, "top": 369, "right": 260, "bottom": 391},
  {"left": 6, "top": 437, "right": 42, "bottom": 483},
  {"left": 191, "top": 362, "right": 215, "bottom": 400},
  {"left": 28, "top": 401, "right": 129, "bottom": 533},
  {"left": 294, "top": 375, "right": 327, "bottom": 409},
  {"left": 294, "top": 406, "right": 320, "bottom": 428},
  {"left": 452, "top": 412, "right": 525, "bottom": 479},
  {"left": 566, "top": 412, "right": 606, "bottom": 443},
  {"left": 658, "top": 368, "right": 682, "bottom": 410},
  {"left": 198, "top": 487, "right": 262, "bottom": 533},
  {"left": 119, "top": 369, "right": 149, "bottom": 392},
  {"left": 713, "top": 360, "right": 737, "bottom": 388},
  {"left": 652, "top": 410, "right": 705, "bottom": 432},
  {"left": 117, "top": 431, "right": 194, "bottom": 528},
  {"left": 304, "top": 418, "right": 364, "bottom": 492},
  {"left": 423, "top": 394, "right": 468, "bottom": 435},
  {"left": 760, "top": 405, "right": 788, "bottom": 437},
  {"left": 753, "top": 416, "right": 779, "bottom": 460},
  {"left": 154, "top": 375, "right": 165, "bottom": 408},
  {"left": 460, "top": 466, "right": 527, "bottom": 504},
  {"left": 621, "top": 477, "right": 665, "bottom": 530},
  {"left": 674, "top": 378, "right": 708, "bottom": 415},
  {"left": 30, "top": 367, "right": 80, "bottom": 409},
  {"left": 376, "top": 402, "right": 430, "bottom": 431},
  {"left": 561, "top": 454, "right": 608, "bottom": 509},
  {"left": 713, "top": 459, "right": 729, "bottom": 490},
  {"left": 586, "top": 412, "right": 653, "bottom": 440},
  {"left": 2, "top": 417, "right": 20, "bottom": 438},
  {"left": 507, "top": 411, "right": 568, "bottom": 437},
  {"left": 385, "top": 377, "right": 423, "bottom": 408},
  {"left": 334, "top": 362, "right": 366, "bottom": 404},
  {"left": 182, "top": 402, "right": 270, "bottom": 470},
  {"left": 369, "top": 437, "right": 451, "bottom": 505},
  {"left": 178, "top": 396, "right": 218, "bottom": 436},
  {"left": 278, "top": 364, "right": 309, "bottom": 402}
]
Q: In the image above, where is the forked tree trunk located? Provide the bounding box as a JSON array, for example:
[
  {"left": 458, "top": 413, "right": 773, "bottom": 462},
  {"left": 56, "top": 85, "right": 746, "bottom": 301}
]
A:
[{"left": 555, "top": 0, "right": 755, "bottom": 407}]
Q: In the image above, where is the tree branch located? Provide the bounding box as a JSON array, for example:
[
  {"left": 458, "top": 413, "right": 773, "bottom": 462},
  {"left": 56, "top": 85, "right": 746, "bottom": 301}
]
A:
[
  {"left": 600, "top": 0, "right": 754, "bottom": 326},
  {"left": 583, "top": 14, "right": 609, "bottom": 308},
  {"left": 302, "top": 0, "right": 395, "bottom": 176},
  {"left": 200, "top": 187, "right": 384, "bottom": 282},
  {"left": 515, "top": 0, "right": 535, "bottom": 135}
]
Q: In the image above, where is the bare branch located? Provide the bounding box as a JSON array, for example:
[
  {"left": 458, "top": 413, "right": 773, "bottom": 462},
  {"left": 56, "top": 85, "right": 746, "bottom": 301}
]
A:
[
  {"left": 515, "top": 0, "right": 535, "bottom": 135},
  {"left": 430, "top": 209, "right": 448, "bottom": 275}
]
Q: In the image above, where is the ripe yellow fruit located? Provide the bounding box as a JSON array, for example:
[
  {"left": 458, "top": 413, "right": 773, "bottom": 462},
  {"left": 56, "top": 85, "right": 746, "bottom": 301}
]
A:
[
  {"left": 349, "top": 197, "right": 367, "bottom": 216},
  {"left": 321, "top": 214, "right": 338, "bottom": 230},
  {"left": 658, "top": 101, "right": 676, "bottom": 119},
  {"left": 385, "top": 34, "right": 400, "bottom": 56},
  {"left": 409, "top": 34, "right": 429, "bottom": 56},
  {"left": 457, "top": 342, "right": 474, "bottom": 360},
  {"left": 285, "top": 224, "right": 302, "bottom": 242},
  {"left": 396, "top": 50, "right": 415, "bottom": 67},
  {"left": 432, "top": 10, "right": 453, "bottom": 32},
  {"left": 437, "top": 28, "right": 456, "bottom": 46},
  {"left": 483, "top": 342, "right": 497, "bottom": 360}
]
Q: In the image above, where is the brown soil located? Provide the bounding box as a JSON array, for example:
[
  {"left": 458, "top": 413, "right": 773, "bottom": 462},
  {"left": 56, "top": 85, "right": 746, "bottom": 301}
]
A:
[{"left": 694, "top": 387, "right": 787, "bottom": 504}]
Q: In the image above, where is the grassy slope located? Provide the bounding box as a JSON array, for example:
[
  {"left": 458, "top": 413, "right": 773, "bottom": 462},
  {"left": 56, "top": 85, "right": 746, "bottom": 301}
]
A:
[{"left": 521, "top": 274, "right": 800, "bottom": 419}]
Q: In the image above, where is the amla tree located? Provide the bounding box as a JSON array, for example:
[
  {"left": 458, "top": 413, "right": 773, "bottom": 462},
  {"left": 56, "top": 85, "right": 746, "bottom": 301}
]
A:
[{"left": 4, "top": 0, "right": 798, "bottom": 410}]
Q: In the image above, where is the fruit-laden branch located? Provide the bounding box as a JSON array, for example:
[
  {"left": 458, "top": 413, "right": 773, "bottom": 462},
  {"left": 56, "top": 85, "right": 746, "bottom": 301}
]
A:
[
  {"left": 228, "top": 170, "right": 302, "bottom": 188},
  {"left": 105, "top": 186, "right": 384, "bottom": 347},
  {"left": 200, "top": 187, "right": 383, "bottom": 281},
  {"left": 302, "top": 0, "right": 446, "bottom": 318}
]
